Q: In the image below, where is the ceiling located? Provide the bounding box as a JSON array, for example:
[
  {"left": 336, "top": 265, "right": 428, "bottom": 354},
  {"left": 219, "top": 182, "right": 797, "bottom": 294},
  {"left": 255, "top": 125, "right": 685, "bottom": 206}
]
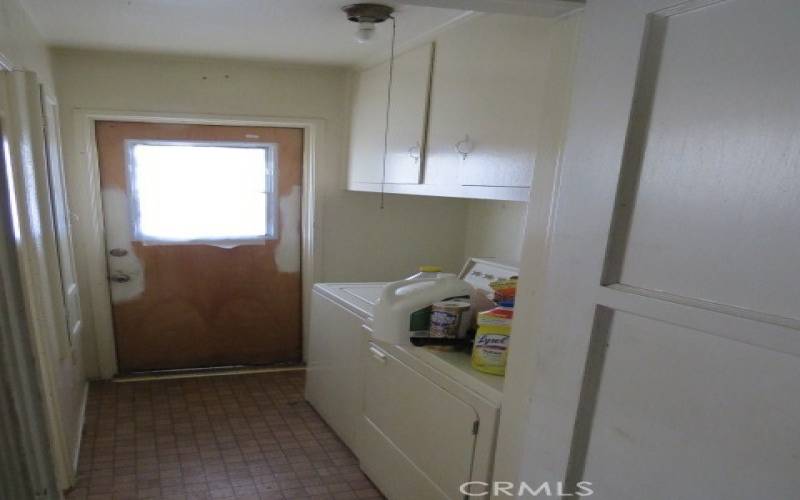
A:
[
  {"left": 22, "top": 0, "right": 469, "bottom": 66},
  {"left": 400, "top": 0, "right": 583, "bottom": 17}
]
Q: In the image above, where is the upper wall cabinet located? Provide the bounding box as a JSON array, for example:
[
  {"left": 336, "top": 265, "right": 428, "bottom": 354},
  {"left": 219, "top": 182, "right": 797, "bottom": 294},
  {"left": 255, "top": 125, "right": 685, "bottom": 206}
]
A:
[
  {"left": 425, "top": 15, "right": 550, "bottom": 193},
  {"left": 347, "top": 14, "right": 560, "bottom": 201},
  {"left": 348, "top": 43, "right": 434, "bottom": 186}
]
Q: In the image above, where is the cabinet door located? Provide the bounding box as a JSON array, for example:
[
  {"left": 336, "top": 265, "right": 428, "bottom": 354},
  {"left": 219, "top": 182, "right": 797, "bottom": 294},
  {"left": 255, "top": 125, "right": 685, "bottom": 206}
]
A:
[
  {"left": 305, "top": 292, "right": 366, "bottom": 453},
  {"left": 425, "top": 14, "right": 551, "bottom": 188},
  {"left": 385, "top": 43, "right": 433, "bottom": 184},
  {"left": 348, "top": 44, "right": 433, "bottom": 187},
  {"left": 348, "top": 61, "right": 388, "bottom": 185}
]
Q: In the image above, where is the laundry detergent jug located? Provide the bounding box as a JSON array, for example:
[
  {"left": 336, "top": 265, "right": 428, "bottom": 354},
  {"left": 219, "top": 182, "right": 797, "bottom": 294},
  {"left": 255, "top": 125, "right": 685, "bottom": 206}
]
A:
[{"left": 372, "top": 274, "right": 474, "bottom": 345}]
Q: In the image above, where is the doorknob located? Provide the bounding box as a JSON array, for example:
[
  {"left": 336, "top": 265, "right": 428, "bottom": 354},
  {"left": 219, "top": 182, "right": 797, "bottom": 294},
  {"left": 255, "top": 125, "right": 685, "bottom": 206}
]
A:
[
  {"left": 454, "top": 134, "right": 474, "bottom": 160},
  {"left": 109, "top": 272, "right": 131, "bottom": 283},
  {"left": 109, "top": 248, "right": 128, "bottom": 257}
]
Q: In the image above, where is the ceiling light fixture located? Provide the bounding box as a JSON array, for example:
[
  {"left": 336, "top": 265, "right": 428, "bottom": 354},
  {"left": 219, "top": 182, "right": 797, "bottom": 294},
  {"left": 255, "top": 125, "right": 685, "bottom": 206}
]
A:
[{"left": 342, "top": 3, "right": 394, "bottom": 44}]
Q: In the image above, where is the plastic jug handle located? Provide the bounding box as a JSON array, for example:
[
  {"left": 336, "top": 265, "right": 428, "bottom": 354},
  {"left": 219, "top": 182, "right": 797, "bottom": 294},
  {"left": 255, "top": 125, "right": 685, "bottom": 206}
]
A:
[{"left": 380, "top": 278, "right": 439, "bottom": 302}]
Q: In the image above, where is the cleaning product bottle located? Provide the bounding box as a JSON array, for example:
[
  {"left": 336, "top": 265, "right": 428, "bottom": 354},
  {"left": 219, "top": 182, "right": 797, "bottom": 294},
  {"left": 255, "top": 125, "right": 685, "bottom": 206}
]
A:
[
  {"left": 406, "top": 265, "right": 444, "bottom": 280},
  {"left": 471, "top": 306, "right": 513, "bottom": 376},
  {"left": 373, "top": 273, "right": 473, "bottom": 345}
]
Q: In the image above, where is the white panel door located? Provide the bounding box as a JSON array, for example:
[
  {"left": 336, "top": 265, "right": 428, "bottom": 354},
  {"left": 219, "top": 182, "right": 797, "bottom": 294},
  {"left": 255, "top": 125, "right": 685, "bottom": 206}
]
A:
[{"left": 516, "top": 1, "right": 800, "bottom": 499}]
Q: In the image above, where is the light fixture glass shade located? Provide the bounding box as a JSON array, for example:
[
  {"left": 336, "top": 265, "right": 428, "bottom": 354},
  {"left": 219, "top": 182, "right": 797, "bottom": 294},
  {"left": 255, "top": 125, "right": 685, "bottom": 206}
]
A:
[{"left": 355, "top": 21, "right": 375, "bottom": 43}]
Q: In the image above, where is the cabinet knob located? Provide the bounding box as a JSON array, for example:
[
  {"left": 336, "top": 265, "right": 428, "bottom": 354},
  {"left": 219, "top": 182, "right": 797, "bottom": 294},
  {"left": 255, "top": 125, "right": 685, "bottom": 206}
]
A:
[
  {"left": 408, "top": 142, "right": 421, "bottom": 163},
  {"left": 454, "top": 135, "right": 474, "bottom": 160}
]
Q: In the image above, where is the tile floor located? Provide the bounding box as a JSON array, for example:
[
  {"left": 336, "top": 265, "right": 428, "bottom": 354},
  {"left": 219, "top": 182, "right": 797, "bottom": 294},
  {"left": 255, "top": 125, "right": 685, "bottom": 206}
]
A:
[{"left": 66, "top": 370, "right": 383, "bottom": 500}]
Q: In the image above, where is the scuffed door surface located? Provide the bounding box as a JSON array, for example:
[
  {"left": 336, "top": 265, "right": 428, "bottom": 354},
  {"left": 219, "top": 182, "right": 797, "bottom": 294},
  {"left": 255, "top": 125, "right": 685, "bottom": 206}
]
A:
[{"left": 96, "top": 121, "right": 303, "bottom": 372}]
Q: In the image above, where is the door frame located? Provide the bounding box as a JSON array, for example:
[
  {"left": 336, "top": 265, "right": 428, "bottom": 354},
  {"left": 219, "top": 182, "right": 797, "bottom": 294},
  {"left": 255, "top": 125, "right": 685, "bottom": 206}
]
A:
[
  {"left": 73, "top": 109, "right": 323, "bottom": 378},
  {"left": 0, "top": 66, "right": 62, "bottom": 500}
]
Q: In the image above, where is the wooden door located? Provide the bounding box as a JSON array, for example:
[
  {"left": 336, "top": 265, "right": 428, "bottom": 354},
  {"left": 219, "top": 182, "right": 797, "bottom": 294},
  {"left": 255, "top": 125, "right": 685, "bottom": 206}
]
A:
[
  {"left": 515, "top": 1, "right": 800, "bottom": 498},
  {"left": 96, "top": 121, "right": 303, "bottom": 372}
]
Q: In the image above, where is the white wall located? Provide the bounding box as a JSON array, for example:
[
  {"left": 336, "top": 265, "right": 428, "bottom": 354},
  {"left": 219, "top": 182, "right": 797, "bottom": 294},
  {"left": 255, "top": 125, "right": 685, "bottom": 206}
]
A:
[
  {"left": 324, "top": 192, "right": 469, "bottom": 281},
  {"left": 0, "top": 0, "right": 53, "bottom": 87},
  {"left": 51, "top": 48, "right": 470, "bottom": 377},
  {"left": 463, "top": 200, "right": 528, "bottom": 264},
  {"left": 0, "top": 0, "right": 87, "bottom": 486}
]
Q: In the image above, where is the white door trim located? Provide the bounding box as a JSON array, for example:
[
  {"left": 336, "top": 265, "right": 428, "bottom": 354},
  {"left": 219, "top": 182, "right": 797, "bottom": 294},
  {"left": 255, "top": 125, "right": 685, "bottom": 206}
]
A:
[
  {"left": 4, "top": 70, "right": 77, "bottom": 492},
  {"left": 0, "top": 69, "right": 62, "bottom": 500},
  {"left": 491, "top": 10, "right": 583, "bottom": 485},
  {"left": 71, "top": 109, "right": 323, "bottom": 378}
]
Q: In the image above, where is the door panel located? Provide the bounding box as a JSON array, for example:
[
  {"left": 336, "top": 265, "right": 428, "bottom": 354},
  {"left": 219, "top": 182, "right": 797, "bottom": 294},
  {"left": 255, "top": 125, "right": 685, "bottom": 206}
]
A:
[
  {"left": 41, "top": 90, "right": 82, "bottom": 343},
  {"left": 609, "top": 0, "right": 800, "bottom": 318},
  {"left": 583, "top": 312, "right": 800, "bottom": 500},
  {"left": 516, "top": 1, "right": 800, "bottom": 498},
  {"left": 96, "top": 121, "right": 303, "bottom": 372}
]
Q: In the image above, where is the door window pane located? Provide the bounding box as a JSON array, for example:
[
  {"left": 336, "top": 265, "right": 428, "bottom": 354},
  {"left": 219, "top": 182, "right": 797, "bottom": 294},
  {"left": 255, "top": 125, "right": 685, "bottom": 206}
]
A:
[{"left": 127, "top": 141, "right": 277, "bottom": 245}]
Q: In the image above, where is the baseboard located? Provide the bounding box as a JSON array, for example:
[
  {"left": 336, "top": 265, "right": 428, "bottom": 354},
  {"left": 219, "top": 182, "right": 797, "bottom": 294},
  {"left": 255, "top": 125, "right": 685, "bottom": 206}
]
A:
[
  {"left": 113, "top": 365, "right": 306, "bottom": 383},
  {"left": 71, "top": 381, "right": 89, "bottom": 479}
]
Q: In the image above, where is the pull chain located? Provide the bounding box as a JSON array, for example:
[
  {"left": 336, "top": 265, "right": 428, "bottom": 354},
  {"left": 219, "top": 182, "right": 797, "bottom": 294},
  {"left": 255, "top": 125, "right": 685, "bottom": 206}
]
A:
[{"left": 380, "top": 16, "right": 397, "bottom": 210}]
